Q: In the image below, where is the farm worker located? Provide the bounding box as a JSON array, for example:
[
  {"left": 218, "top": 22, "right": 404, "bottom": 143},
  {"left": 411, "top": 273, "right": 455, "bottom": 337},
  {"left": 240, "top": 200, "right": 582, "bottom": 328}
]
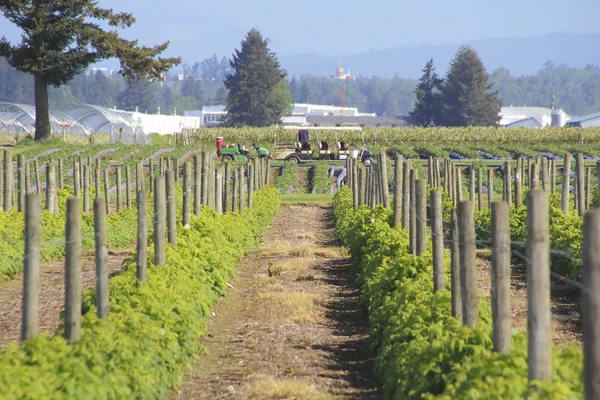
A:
[
  {"left": 296, "top": 128, "right": 310, "bottom": 150},
  {"left": 330, "top": 166, "right": 347, "bottom": 189}
]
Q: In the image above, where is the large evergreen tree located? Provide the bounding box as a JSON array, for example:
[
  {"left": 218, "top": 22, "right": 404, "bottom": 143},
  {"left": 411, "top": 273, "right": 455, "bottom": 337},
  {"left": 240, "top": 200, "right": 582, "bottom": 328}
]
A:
[
  {"left": 410, "top": 59, "right": 443, "bottom": 126},
  {"left": 223, "top": 29, "right": 289, "bottom": 127},
  {"left": 440, "top": 46, "right": 501, "bottom": 126},
  {"left": 0, "top": 1, "right": 180, "bottom": 140}
]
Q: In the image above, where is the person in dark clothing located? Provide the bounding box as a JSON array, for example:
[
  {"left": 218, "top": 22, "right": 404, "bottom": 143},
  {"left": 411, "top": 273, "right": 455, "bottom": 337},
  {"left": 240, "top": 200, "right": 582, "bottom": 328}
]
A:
[{"left": 296, "top": 129, "right": 311, "bottom": 150}]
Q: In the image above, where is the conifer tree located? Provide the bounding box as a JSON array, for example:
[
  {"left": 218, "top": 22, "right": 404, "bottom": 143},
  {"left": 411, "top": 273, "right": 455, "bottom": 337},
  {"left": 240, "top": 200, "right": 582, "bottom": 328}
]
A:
[
  {"left": 440, "top": 46, "right": 501, "bottom": 126},
  {"left": 0, "top": 0, "right": 180, "bottom": 140},
  {"left": 224, "top": 29, "right": 289, "bottom": 127},
  {"left": 410, "top": 59, "right": 443, "bottom": 126}
]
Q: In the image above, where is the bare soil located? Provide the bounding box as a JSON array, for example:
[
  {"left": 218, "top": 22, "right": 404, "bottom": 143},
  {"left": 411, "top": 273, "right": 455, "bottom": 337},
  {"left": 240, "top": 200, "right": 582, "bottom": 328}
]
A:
[
  {"left": 171, "top": 204, "right": 380, "bottom": 399},
  {"left": 0, "top": 251, "right": 130, "bottom": 348}
]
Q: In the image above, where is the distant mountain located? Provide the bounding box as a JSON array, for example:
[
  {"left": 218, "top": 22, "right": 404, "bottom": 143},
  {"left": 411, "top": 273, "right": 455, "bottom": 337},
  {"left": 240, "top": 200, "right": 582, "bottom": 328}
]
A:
[{"left": 280, "top": 32, "right": 600, "bottom": 79}]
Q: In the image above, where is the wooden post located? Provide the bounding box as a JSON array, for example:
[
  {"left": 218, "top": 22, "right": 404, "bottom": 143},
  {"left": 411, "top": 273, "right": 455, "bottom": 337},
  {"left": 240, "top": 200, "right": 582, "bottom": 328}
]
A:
[
  {"left": 95, "top": 168, "right": 101, "bottom": 200},
  {"left": 224, "top": 161, "right": 231, "bottom": 212},
  {"left": 469, "top": 166, "right": 475, "bottom": 202},
  {"left": 73, "top": 158, "right": 80, "bottom": 197},
  {"left": 451, "top": 209, "right": 461, "bottom": 319},
  {"left": 458, "top": 200, "right": 478, "bottom": 327},
  {"left": 115, "top": 167, "right": 122, "bottom": 212},
  {"left": 183, "top": 161, "right": 191, "bottom": 226},
  {"left": 166, "top": 169, "right": 177, "bottom": 246},
  {"left": 58, "top": 158, "right": 64, "bottom": 189},
  {"left": 136, "top": 161, "right": 143, "bottom": 193},
  {"left": 577, "top": 153, "right": 585, "bottom": 216},
  {"left": 352, "top": 159, "right": 359, "bottom": 210},
  {"left": 232, "top": 165, "right": 238, "bottom": 212},
  {"left": 487, "top": 168, "right": 494, "bottom": 209},
  {"left": 456, "top": 166, "right": 463, "bottom": 202},
  {"left": 208, "top": 160, "right": 215, "bottom": 210},
  {"left": 526, "top": 189, "right": 551, "bottom": 383},
  {"left": 586, "top": 166, "right": 591, "bottom": 211},
  {"left": 393, "top": 154, "right": 403, "bottom": 227},
  {"left": 201, "top": 151, "right": 209, "bottom": 206},
  {"left": 531, "top": 163, "right": 539, "bottom": 189},
  {"left": 265, "top": 158, "right": 271, "bottom": 185},
  {"left": 491, "top": 201, "right": 511, "bottom": 354},
  {"left": 379, "top": 153, "right": 389, "bottom": 209},
  {"left": 65, "top": 197, "right": 81, "bottom": 344},
  {"left": 174, "top": 157, "right": 179, "bottom": 182},
  {"left": 409, "top": 170, "right": 417, "bottom": 255},
  {"left": 431, "top": 190, "right": 444, "bottom": 292},
  {"left": 248, "top": 163, "right": 254, "bottom": 209},
  {"left": 125, "top": 165, "right": 131, "bottom": 208},
  {"left": 4, "top": 149, "right": 12, "bottom": 211},
  {"left": 94, "top": 198, "right": 109, "bottom": 318},
  {"left": 551, "top": 159, "right": 556, "bottom": 195},
  {"left": 582, "top": 208, "right": 600, "bottom": 400},
  {"left": 154, "top": 175, "right": 166, "bottom": 266},
  {"left": 528, "top": 158, "right": 533, "bottom": 188},
  {"left": 34, "top": 159, "right": 40, "bottom": 195},
  {"left": 193, "top": 154, "right": 201, "bottom": 216},
  {"left": 562, "top": 153, "right": 571, "bottom": 214},
  {"left": 149, "top": 158, "right": 154, "bottom": 193},
  {"left": 435, "top": 157, "right": 441, "bottom": 188},
  {"left": 416, "top": 179, "right": 427, "bottom": 256},
  {"left": 597, "top": 161, "right": 600, "bottom": 207},
  {"left": 477, "top": 167, "right": 483, "bottom": 211},
  {"left": 402, "top": 161, "right": 411, "bottom": 229},
  {"left": 47, "top": 161, "right": 57, "bottom": 214},
  {"left": 103, "top": 168, "right": 110, "bottom": 214},
  {"left": 427, "top": 157, "right": 433, "bottom": 188},
  {"left": 22, "top": 194, "right": 41, "bottom": 340},
  {"left": 238, "top": 165, "right": 245, "bottom": 213},
  {"left": 18, "top": 155, "right": 25, "bottom": 212},
  {"left": 541, "top": 156, "right": 548, "bottom": 192},
  {"left": 216, "top": 166, "right": 223, "bottom": 214},
  {"left": 136, "top": 190, "right": 148, "bottom": 284},
  {"left": 505, "top": 161, "right": 512, "bottom": 207},
  {"left": 358, "top": 167, "right": 364, "bottom": 206},
  {"left": 83, "top": 165, "right": 90, "bottom": 213},
  {"left": 515, "top": 158, "right": 522, "bottom": 208}
]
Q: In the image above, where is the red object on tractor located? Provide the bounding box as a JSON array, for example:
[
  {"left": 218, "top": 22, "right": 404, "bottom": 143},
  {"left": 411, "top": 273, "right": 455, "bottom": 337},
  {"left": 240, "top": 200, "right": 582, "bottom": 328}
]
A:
[{"left": 216, "top": 137, "right": 225, "bottom": 156}]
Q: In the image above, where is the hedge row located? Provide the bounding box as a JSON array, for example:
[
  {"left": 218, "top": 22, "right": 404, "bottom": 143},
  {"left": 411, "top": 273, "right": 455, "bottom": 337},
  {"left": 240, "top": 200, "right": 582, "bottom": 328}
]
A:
[
  {"left": 0, "top": 186, "right": 280, "bottom": 399},
  {"left": 333, "top": 186, "right": 582, "bottom": 399}
]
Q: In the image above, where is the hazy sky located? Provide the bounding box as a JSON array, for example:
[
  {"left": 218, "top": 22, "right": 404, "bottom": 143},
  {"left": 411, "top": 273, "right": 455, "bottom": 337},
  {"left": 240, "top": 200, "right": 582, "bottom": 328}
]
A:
[{"left": 0, "top": 0, "right": 598, "bottom": 64}]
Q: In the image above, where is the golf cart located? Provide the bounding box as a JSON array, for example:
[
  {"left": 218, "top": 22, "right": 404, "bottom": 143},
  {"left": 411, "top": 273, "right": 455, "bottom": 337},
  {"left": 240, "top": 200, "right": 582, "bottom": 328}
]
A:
[{"left": 216, "top": 137, "right": 249, "bottom": 163}]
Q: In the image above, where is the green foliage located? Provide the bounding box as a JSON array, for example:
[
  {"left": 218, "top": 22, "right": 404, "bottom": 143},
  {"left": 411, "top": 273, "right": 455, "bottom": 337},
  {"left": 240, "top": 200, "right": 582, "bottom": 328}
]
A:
[
  {"left": 274, "top": 162, "right": 298, "bottom": 194},
  {"left": 413, "top": 145, "right": 448, "bottom": 158},
  {"left": 410, "top": 59, "right": 443, "bottom": 127},
  {"left": 333, "top": 187, "right": 583, "bottom": 399},
  {"left": 223, "top": 29, "right": 288, "bottom": 127},
  {"left": 310, "top": 161, "right": 332, "bottom": 194},
  {"left": 386, "top": 145, "right": 419, "bottom": 159},
  {"left": 0, "top": 0, "right": 180, "bottom": 140},
  {"left": 440, "top": 46, "right": 501, "bottom": 127},
  {"left": 0, "top": 186, "right": 280, "bottom": 399}
]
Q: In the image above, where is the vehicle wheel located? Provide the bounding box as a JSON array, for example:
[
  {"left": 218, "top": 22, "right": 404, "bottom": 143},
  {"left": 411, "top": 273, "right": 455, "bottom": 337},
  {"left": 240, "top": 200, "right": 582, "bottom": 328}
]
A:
[
  {"left": 362, "top": 156, "right": 374, "bottom": 166},
  {"left": 221, "top": 154, "right": 234, "bottom": 162},
  {"left": 284, "top": 156, "right": 300, "bottom": 163}
]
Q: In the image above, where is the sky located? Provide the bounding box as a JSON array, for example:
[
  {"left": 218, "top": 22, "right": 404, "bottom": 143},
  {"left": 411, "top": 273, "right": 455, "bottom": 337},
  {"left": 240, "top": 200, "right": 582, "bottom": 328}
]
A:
[{"left": 0, "top": 0, "right": 599, "bottom": 66}]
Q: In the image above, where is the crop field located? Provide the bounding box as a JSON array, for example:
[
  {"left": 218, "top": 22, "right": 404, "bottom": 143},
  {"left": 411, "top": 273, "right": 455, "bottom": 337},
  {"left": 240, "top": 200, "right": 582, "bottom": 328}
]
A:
[{"left": 0, "top": 127, "right": 598, "bottom": 399}]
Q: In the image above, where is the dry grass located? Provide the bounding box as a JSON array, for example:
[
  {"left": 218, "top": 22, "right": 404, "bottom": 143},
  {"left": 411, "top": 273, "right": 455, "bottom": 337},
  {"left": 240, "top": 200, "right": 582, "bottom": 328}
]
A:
[
  {"left": 256, "top": 292, "right": 324, "bottom": 324},
  {"left": 243, "top": 375, "right": 336, "bottom": 400},
  {"left": 267, "top": 258, "right": 314, "bottom": 276},
  {"left": 297, "top": 231, "right": 317, "bottom": 240}
]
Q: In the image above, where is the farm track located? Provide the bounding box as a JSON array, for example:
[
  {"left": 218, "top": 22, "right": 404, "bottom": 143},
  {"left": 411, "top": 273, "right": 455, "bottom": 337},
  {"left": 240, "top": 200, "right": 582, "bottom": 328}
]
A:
[
  {"left": 0, "top": 251, "right": 131, "bottom": 348},
  {"left": 171, "top": 204, "right": 380, "bottom": 400}
]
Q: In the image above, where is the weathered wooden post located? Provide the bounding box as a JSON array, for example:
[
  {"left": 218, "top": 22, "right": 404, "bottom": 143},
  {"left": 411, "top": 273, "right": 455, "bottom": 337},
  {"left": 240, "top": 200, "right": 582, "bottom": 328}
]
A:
[
  {"left": 577, "top": 153, "right": 585, "bottom": 216},
  {"left": 208, "top": 160, "right": 215, "bottom": 210},
  {"left": 125, "top": 164, "right": 132, "bottom": 208},
  {"left": 409, "top": 169, "right": 417, "bottom": 255},
  {"left": 526, "top": 189, "right": 551, "bottom": 383},
  {"left": 232, "top": 165, "right": 238, "bottom": 212},
  {"left": 469, "top": 166, "right": 475, "bottom": 202},
  {"left": 103, "top": 168, "right": 110, "bottom": 214},
  {"left": 22, "top": 194, "right": 41, "bottom": 340},
  {"left": 115, "top": 166, "right": 122, "bottom": 212},
  {"left": 4, "top": 149, "right": 12, "bottom": 211},
  {"left": 352, "top": 159, "right": 359, "bottom": 210},
  {"left": 477, "top": 167, "right": 483, "bottom": 211},
  {"left": 541, "top": 156, "right": 548, "bottom": 192},
  {"left": 65, "top": 197, "right": 81, "bottom": 344},
  {"left": 95, "top": 168, "right": 101, "bottom": 200},
  {"left": 201, "top": 151, "right": 209, "bottom": 206},
  {"left": 456, "top": 166, "right": 463, "bottom": 202},
  {"left": 154, "top": 175, "right": 166, "bottom": 266},
  {"left": 597, "top": 160, "right": 600, "bottom": 207},
  {"left": 137, "top": 189, "right": 148, "bottom": 284},
  {"left": 431, "top": 190, "right": 444, "bottom": 292},
  {"left": 34, "top": 159, "right": 40, "bottom": 194},
  {"left": 149, "top": 158, "right": 154, "bottom": 193},
  {"left": 248, "top": 163, "right": 254, "bottom": 209},
  {"left": 451, "top": 209, "right": 461, "bottom": 319},
  {"left": 265, "top": 158, "right": 271, "bottom": 185},
  {"left": 358, "top": 167, "right": 364, "bottom": 206},
  {"left": 83, "top": 165, "right": 90, "bottom": 213},
  {"left": 586, "top": 166, "right": 591, "bottom": 211},
  {"left": 47, "top": 161, "right": 57, "bottom": 214},
  {"left": 94, "top": 198, "right": 109, "bottom": 318},
  {"left": 504, "top": 161, "right": 512, "bottom": 207},
  {"left": 58, "top": 158, "right": 64, "bottom": 189},
  {"left": 224, "top": 161, "right": 231, "bottom": 212},
  {"left": 183, "top": 161, "right": 191, "bottom": 226},
  {"left": 551, "top": 159, "right": 556, "bottom": 195},
  {"left": 515, "top": 158, "right": 522, "bottom": 208},
  {"left": 193, "top": 154, "right": 201, "bottom": 216},
  {"left": 73, "top": 158, "right": 80, "bottom": 197},
  {"left": 402, "top": 161, "right": 411, "bottom": 229},
  {"left": 238, "top": 165, "right": 245, "bottom": 213},
  {"left": 491, "top": 201, "right": 511, "bottom": 354},
  {"left": 562, "top": 153, "right": 571, "bottom": 214},
  {"left": 582, "top": 208, "right": 600, "bottom": 400},
  {"left": 487, "top": 168, "right": 494, "bottom": 209},
  {"left": 136, "top": 161, "right": 143, "bottom": 193},
  {"left": 416, "top": 179, "right": 427, "bottom": 256},
  {"left": 166, "top": 169, "right": 177, "bottom": 246},
  {"left": 393, "top": 154, "right": 403, "bottom": 227},
  {"left": 18, "top": 155, "right": 25, "bottom": 212},
  {"left": 458, "top": 200, "right": 478, "bottom": 327},
  {"left": 531, "top": 163, "right": 539, "bottom": 189},
  {"left": 216, "top": 166, "right": 223, "bottom": 215}
]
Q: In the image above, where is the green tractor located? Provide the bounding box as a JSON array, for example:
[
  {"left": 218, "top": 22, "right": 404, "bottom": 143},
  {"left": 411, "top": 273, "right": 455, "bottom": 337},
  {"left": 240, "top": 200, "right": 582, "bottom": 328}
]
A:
[{"left": 218, "top": 143, "right": 249, "bottom": 163}]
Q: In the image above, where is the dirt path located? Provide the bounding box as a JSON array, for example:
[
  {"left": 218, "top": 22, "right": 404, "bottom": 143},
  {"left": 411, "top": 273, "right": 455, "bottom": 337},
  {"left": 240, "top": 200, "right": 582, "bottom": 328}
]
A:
[
  {"left": 172, "top": 204, "right": 380, "bottom": 400},
  {"left": 0, "top": 251, "right": 130, "bottom": 348}
]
